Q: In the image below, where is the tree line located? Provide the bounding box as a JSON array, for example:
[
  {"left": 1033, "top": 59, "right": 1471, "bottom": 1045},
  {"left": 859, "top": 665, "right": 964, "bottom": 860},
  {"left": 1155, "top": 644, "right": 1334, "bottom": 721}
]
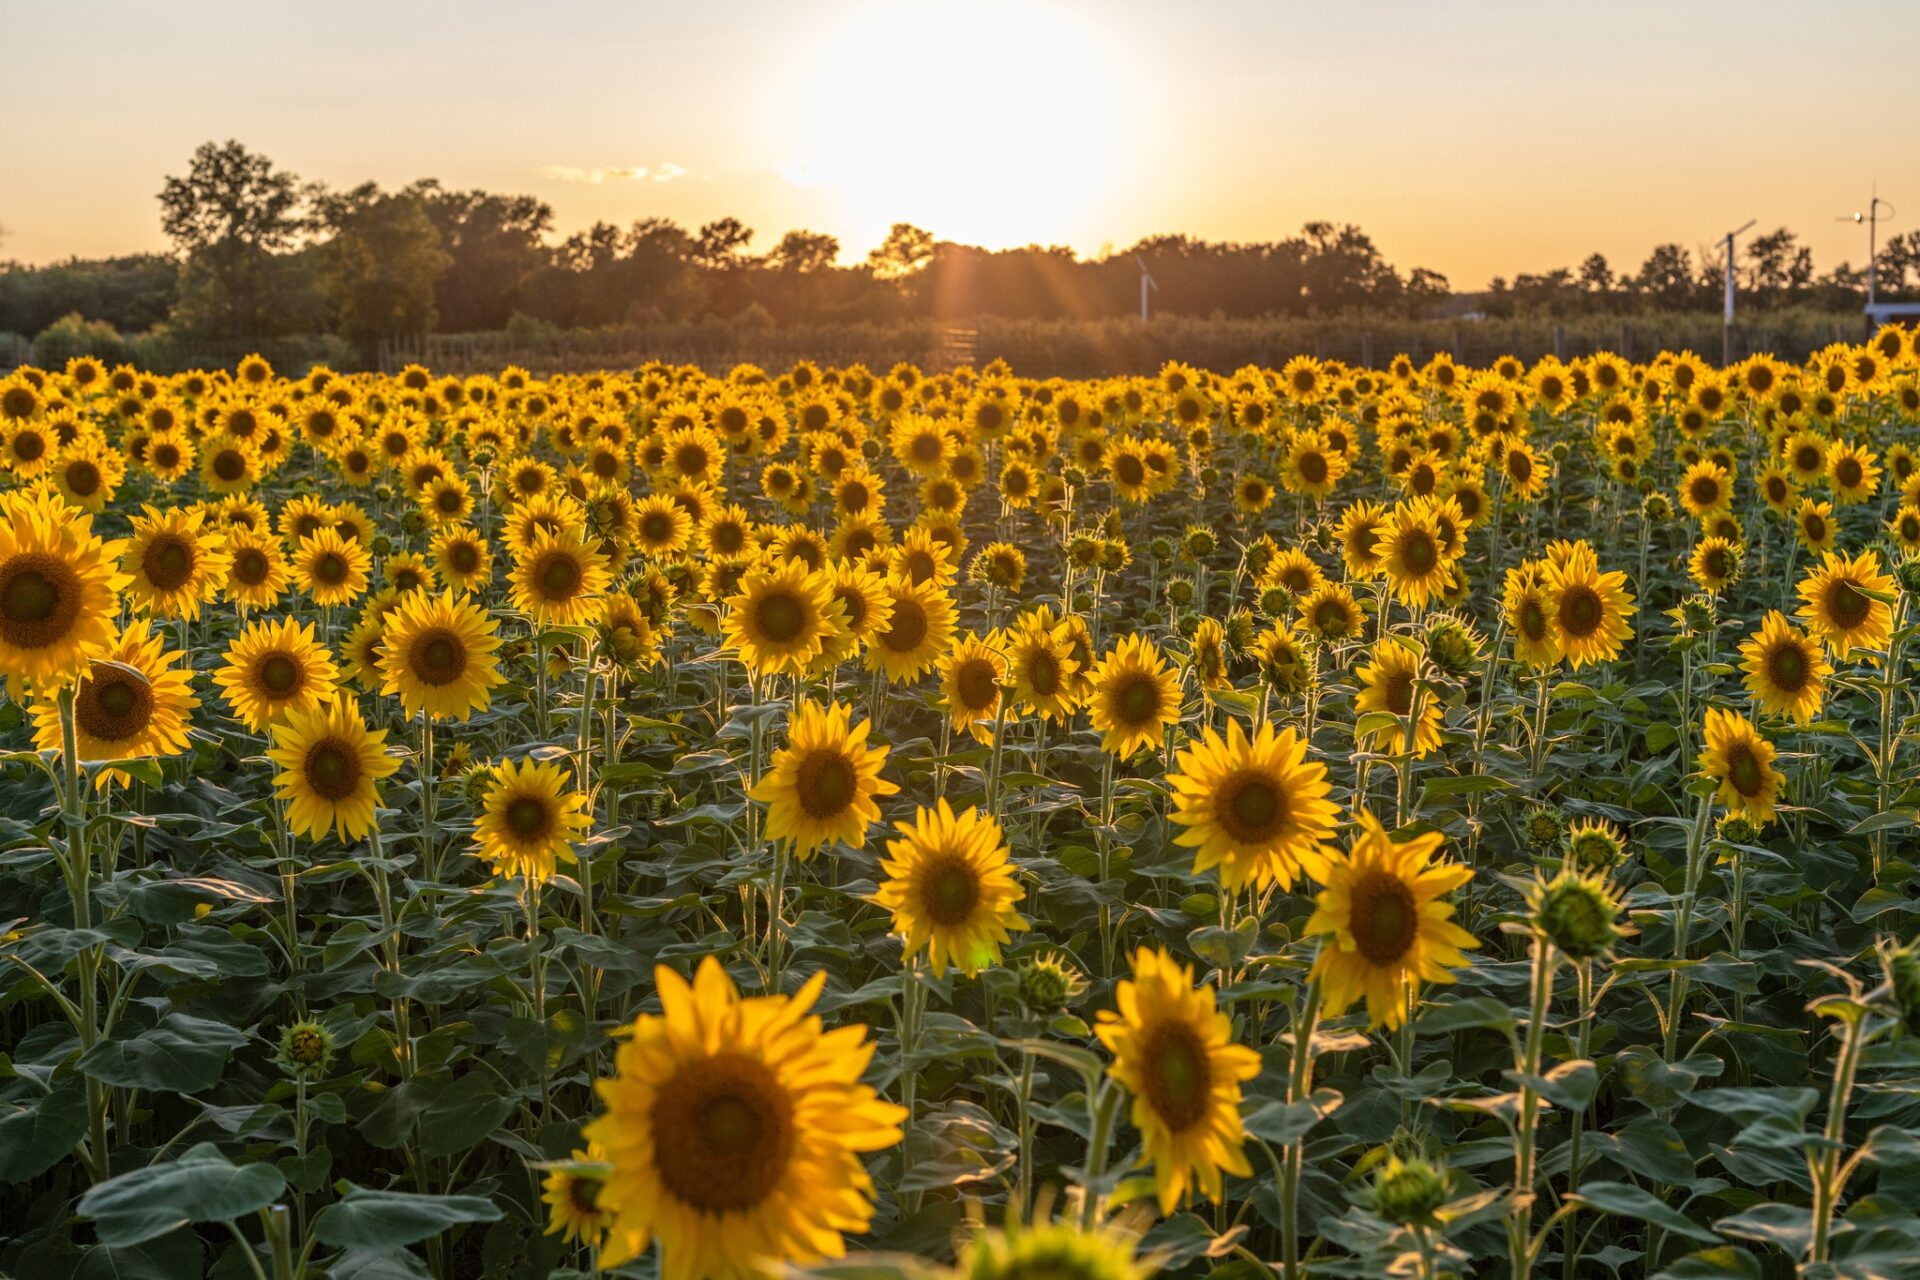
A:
[{"left": 3, "top": 140, "right": 1915, "bottom": 357}]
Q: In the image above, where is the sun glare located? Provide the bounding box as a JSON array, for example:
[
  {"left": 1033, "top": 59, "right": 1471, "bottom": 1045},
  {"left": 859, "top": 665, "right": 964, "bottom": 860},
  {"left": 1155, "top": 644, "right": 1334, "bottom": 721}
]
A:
[{"left": 778, "top": 0, "right": 1141, "bottom": 256}]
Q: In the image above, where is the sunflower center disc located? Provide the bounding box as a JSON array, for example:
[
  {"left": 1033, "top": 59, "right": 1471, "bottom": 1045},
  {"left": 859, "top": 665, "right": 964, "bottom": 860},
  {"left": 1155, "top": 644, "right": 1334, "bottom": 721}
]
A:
[
  {"left": 1141, "top": 1023, "right": 1212, "bottom": 1131},
  {"left": 796, "top": 753, "right": 855, "bottom": 819},
  {"left": 1351, "top": 869, "right": 1420, "bottom": 965},
  {"left": 507, "top": 796, "right": 549, "bottom": 838},
  {"left": 924, "top": 858, "right": 980, "bottom": 926},
  {"left": 261, "top": 655, "right": 300, "bottom": 694}
]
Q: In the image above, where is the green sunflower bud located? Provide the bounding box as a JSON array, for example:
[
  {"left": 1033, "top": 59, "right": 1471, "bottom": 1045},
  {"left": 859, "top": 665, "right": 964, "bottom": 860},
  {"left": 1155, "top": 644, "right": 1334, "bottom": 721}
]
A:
[
  {"left": 1369, "top": 1154, "right": 1448, "bottom": 1225},
  {"left": 1536, "top": 871, "right": 1624, "bottom": 960},
  {"left": 276, "top": 1021, "right": 335, "bottom": 1079}
]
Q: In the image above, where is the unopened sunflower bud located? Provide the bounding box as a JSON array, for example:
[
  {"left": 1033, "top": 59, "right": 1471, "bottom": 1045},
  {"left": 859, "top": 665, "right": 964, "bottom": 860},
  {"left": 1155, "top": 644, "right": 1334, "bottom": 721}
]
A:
[
  {"left": 1369, "top": 1155, "right": 1447, "bottom": 1225},
  {"left": 1016, "top": 952, "right": 1087, "bottom": 1013},
  {"left": 1565, "top": 818, "right": 1627, "bottom": 872},
  {"left": 1536, "top": 871, "right": 1624, "bottom": 960},
  {"left": 277, "top": 1021, "right": 335, "bottom": 1079}
]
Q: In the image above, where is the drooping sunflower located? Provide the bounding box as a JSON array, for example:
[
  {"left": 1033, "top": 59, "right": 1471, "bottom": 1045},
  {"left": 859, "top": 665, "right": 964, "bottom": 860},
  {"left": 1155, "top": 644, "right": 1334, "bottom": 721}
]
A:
[
  {"left": 1542, "top": 541, "right": 1634, "bottom": 669},
  {"left": 723, "top": 559, "right": 845, "bottom": 678},
  {"left": 473, "top": 757, "right": 592, "bottom": 883},
  {"left": 750, "top": 700, "right": 897, "bottom": 859},
  {"left": 1305, "top": 808, "right": 1479, "bottom": 1030},
  {"left": 1086, "top": 633, "right": 1182, "bottom": 757},
  {"left": 581, "top": 958, "right": 906, "bottom": 1279},
  {"left": 1168, "top": 719, "right": 1338, "bottom": 892},
  {"left": 293, "top": 526, "right": 373, "bottom": 607},
  {"left": 1094, "top": 947, "right": 1260, "bottom": 1213},
  {"left": 1738, "top": 610, "right": 1829, "bottom": 724},
  {"left": 1797, "top": 548, "right": 1895, "bottom": 658},
  {"left": 378, "top": 589, "right": 506, "bottom": 720},
  {"left": 123, "top": 505, "right": 231, "bottom": 621},
  {"left": 214, "top": 616, "right": 340, "bottom": 732},
  {"left": 1353, "top": 638, "right": 1444, "bottom": 758},
  {"left": 510, "top": 524, "right": 612, "bottom": 626},
  {"left": 0, "top": 490, "right": 128, "bottom": 690},
  {"left": 30, "top": 619, "right": 196, "bottom": 788},
  {"left": 267, "top": 695, "right": 400, "bottom": 842},
  {"left": 873, "top": 798, "right": 1026, "bottom": 977},
  {"left": 864, "top": 574, "right": 955, "bottom": 684},
  {"left": 1701, "top": 708, "right": 1785, "bottom": 826}
]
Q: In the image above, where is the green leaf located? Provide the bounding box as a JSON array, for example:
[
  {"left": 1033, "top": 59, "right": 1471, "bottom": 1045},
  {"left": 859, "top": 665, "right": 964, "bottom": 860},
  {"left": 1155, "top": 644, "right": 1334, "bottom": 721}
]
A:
[
  {"left": 1848, "top": 809, "right": 1916, "bottom": 836},
  {"left": 1569, "top": 1181, "right": 1719, "bottom": 1243},
  {"left": 416, "top": 1073, "right": 520, "bottom": 1159},
  {"left": 1594, "top": 1115, "right": 1696, "bottom": 1186},
  {"left": 1715, "top": 1202, "right": 1814, "bottom": 1256},
  {"left": 0, "top": 1073, "right": 88, "bottom": 1182},
  {"left": 77, "top": 1014, "right": 249, "bottom": 1093},
  {"left": 1000, "top": 1038, "right": 1104, "bottom": 1091},
  {"left": 1508, "top": 1059, "right": 1598, "bottom": 1112},
  {"left": 74, "top": 1230, "right": 206, "bottom": 1280},
  {"left": 1415, "top": 996, "right": 1516, "bottom": 1036},
  {"left": 1652, "top": 1245, "right": 1762, "bottom": 1279},
  {"left": 311, "top": 1186, "right": 503, "bottom": 1250},
  {"left": 1241, "top": 1088, "right": 1342, "bottom": 1144},
  {"left": 78, "top": 1142, "right": 286, "bottom": 1247}
]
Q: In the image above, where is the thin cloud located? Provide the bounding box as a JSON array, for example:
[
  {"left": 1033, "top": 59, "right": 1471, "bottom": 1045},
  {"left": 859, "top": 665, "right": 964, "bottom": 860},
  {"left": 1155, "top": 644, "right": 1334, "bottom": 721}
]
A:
[{"left": 539, "top": 163, "right": 690, "bottom": 185}]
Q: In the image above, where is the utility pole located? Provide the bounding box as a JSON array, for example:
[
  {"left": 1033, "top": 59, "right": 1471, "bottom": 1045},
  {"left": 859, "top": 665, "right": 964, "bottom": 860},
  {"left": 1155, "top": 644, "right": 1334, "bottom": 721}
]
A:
[
  {"left": 1840, "top": 185, "right": 1895, "bottom": 307},
  {"left": 1722, "top": 219, "right": 1755, "bottom": 366}
]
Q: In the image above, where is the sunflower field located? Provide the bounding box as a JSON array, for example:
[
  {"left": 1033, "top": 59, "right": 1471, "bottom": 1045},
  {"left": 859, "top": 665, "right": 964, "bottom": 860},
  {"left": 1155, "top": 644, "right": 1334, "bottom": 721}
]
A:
[{"left": 4, "top": 335, "right": 1920, "bottom": 1280}]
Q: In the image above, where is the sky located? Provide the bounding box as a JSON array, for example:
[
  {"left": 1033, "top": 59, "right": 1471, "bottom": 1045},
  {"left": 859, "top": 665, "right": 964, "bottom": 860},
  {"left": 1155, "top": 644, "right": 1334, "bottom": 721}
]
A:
[{"left": 5, "top": 0, "right": 1915, "bottom": 288}]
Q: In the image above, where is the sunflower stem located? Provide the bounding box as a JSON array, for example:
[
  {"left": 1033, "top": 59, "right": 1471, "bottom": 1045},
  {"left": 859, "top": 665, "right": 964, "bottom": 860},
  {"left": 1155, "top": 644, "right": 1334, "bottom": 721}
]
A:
[
  {"left": 1507, "top": 932, "right": 1561, "bottom": 1280},
  {"left": 1281, "top": 975, "right": 1323, "bottom": 1280}
]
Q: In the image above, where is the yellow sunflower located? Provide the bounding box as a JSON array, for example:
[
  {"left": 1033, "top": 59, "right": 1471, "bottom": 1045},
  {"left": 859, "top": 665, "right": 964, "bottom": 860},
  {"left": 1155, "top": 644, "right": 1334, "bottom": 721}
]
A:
[
  {"left": 213, "top": 616, "right": 339, "bottom": 732},
  {"left": 541, "top": 1150, "right": 614, "bottom": 1249},
  {"left": 378, "top": 589, "right": 505, "bottom": 721},
  {"left": 1086, "top": 633, "right": 1182, "bottom": 757},
  {"left": 293, "top": 526, "right": 372, "bottom": 607},
  {"left": 1738, "top": 610, "right": 1829, "bottom": 725},
  {"left": 1337, "top": 500, "right": 1391, "bottom": 578},
  {"left": 223, "top": 529, "right": 291, "bottom": 611},
  {"left": 123, "top": 505, "right": 231, "bottom": 621},
  {"left": 510, "top": 524, "right": 612, "bottom": 626},
  {"left": 1379, "top": 504, "right": 1454, "bottom": 608},
  {"left": 1542, "top": 542, "right": 1633, "bottom": 669},
  {"left": 1001, "top": 607, "right": 1081, "bottom": 722},
  {"left": 1701, "top": 708, "right": 1784, "bottom": 826},
  {"left": 1796, "top": 549, "right": 1895, "bottom": 658},
  {"left": 581, "top": 958, "right": 906, "bottom": 1279},
  {"left": 749, "top": 700, "right": 897, "bottom": 859},
  {"left": 431, "top": 525, "right": 492, "bottom": 593},
  {"left": 267, "top": 694, "right": 400, "bottom": 842},
  {"left": 1168, "top": 719, "right": 1338, "bottom": 892},
  {"left": 1305, "top": 808, "right": 1479, "bottom": 1030},
  {"left": 1094, "top": 947, "right": 1260, "bottom": 1213},
  {"left": 873, "top": 798, "right": 1026, "bottom": 977},
  {"left": 473, "top": 757, "right": 592, "bottom": 883},
  {"left": 51, "top": 436, "right": 126, "bottom": 513},
  {"left": 30, "top": 619, "right": 197, "bottom": 788},
  {"left": 1353, "top": 639, "right": 1444, "bottom": 757},
  {"left": 723, "top": 559, "right": 845, "bottom": 678},
  {"left": 938, "top": 632, "right": 1009, "bottom": 743},
  {"left": 0, "top": 490, "right": 128, "bottom": 691},
  {"left": 864, "top": 574, "right": 955, "bottom": 684}
]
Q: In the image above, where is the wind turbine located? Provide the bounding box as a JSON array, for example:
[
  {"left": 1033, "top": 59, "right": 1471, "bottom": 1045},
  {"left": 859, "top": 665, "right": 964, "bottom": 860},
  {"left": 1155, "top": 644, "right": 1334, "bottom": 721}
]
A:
[{"left": 1135, "top": 256, "right": 1159, "bottom": 322}]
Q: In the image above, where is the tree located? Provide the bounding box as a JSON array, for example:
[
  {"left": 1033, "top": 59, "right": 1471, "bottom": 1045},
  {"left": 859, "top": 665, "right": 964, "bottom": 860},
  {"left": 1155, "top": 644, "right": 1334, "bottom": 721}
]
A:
[
  {"left": 866, "top": 223, "right": 935, "bottom": 280},
  {"left": 692, "top": 218, "right": 753, "bottom": 269},
  {"left": 1631, "top": 243, "right": 1699, "bottom": 310},
  {"left": 766, "top": 230, "right": 840, "bottom": 273},
  {"left": 1743, "top": 227, "right": 1813, "bottom": 304},
  {"left": 1578, "top": 253, "right": 1615, "bottom": 295},
  {"left": 1877, "top": 231, "right": 1920, "bottom": 299},
  {"left": 318, "top": 193, "right": 450, "bottom": 352},
  {"left": 158, "top": 140, "right": 308, "bottom": 337},
  {"left": 406, "top": 182, "right": 553, "bottom": 332}
]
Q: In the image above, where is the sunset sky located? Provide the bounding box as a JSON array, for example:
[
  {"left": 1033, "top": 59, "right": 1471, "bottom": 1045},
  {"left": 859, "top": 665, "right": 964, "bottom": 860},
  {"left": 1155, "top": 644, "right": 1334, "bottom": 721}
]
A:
[{"left": 8, "top": 0, "right": 1914, "bottom": 287}]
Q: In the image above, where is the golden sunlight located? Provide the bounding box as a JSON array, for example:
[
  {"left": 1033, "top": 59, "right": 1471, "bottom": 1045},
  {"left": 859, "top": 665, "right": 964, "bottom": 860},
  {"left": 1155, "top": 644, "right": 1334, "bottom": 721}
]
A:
[{"left": 776, "top": 0, "right": 1143, "bottom": 253}]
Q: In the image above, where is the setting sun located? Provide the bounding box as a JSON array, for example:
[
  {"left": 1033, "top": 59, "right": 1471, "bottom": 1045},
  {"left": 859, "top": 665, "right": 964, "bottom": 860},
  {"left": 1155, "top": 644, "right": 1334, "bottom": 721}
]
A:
[{"left": 774, "top": 0, "right": 1148, "bottom": 254}]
